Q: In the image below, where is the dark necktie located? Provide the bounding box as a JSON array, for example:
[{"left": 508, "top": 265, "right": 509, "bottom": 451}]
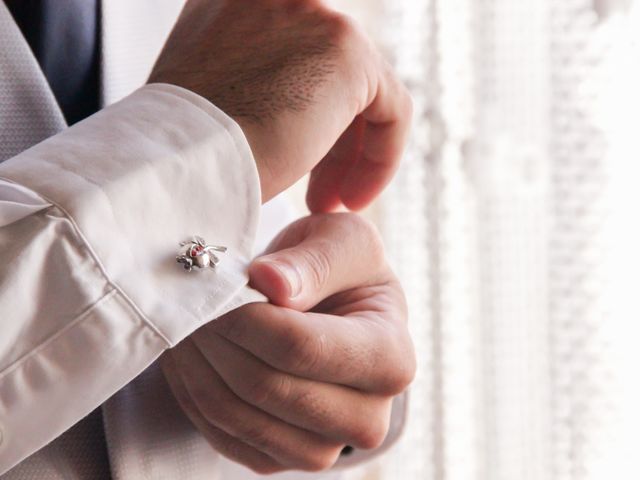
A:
[{"left": 5, "top": 0, "right": 101, "bottom": 125}]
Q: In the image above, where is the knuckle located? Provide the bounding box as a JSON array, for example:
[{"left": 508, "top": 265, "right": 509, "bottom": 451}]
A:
[
  {"left": 360, "top": 217, "right": 385, "bottom": 255},
  {"left": 330, "top": 15, "right": 375, "bottom": 75},
  {"left": 351, "top": 414, "right": 389, "bottom": 450},
  {"left": 392, "top": 364, "right": 417, "bottom": 395},
  {"left": 171, "top": 387, "right": 200, "bottom": 420},
  {"left": 245, "top": 372, "right": 293, "bottom": 408},
  {"left": 212, "top": 303, "right": 273, "bottom": 344},
  {"left": 191, "top": 385, "right": 243, "bottom": 431},
  {"left": 393, "top": 334, "right": 418, "bottom": 391},
  {"left": 199, "top": 402, "right": 225, "bottom": 428},
  {"left": 323, "top": 17, "right": 366, "bottom": 61},
  {"left": 237, "top": 423, "right": 277, "bottom": 453},
  {"left": 297, "top": 447, "right": 342, "bottom": 472},
  {"left": 221, "top": 437, "right": 243, "bottom": 459},
  {"left": 213, "top": 430, "right": 283, "bottom": 475},
  {"left": 289, "top": 389, "right": 327, "bottom": 426},
  {"left": 278, "top": 327, "right": 327, "bottom": 374},
  {"left": 209, "top": 306, "right": 252, "bottom": 341},
  {"left": 338, "top": 213, "right": 386, "bottom": 265},
  {"left": 348, "top": 212, "right": 382, "bottom": 241},
  {"left": 324, "top": 11, "right": 359, "bottom": 44},
  {"left": 399, "top": 347, "right": 418, "bottom": 390},
  {"left": 379, "top": 333, "right": 417, "bottom": 395},
  {"left": 246, "top": 459, "right": 283, "bottom": 476},
  {"left": 189, "top": 384, "right": 216, "bottom": 419},
  {"left": 215, "top": 434, "right": 248, "bottom": 464},
  {"left": 383, "top": 366, "right": 415, "bottom": 396}
]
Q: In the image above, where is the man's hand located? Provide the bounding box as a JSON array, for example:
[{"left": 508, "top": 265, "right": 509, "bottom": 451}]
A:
[
  {"left": 149, "top": 0, "right": 412, "bottom": 210},
  {"left": 161, "top": 213, "right": 416, "bottom": 474}
]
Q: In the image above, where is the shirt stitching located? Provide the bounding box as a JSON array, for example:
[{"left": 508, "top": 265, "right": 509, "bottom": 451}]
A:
[{"left": 0, "top": 175, "right": 172, "bottom": 347}]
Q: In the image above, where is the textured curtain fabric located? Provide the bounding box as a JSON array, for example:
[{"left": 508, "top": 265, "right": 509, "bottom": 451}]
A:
[{"left": 331, "top": 0, "right": 640, "bottom": 479}]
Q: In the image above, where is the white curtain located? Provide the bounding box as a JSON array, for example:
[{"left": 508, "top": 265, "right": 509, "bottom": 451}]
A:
[{"left": 330, "top": 0, "right": 640, "bottom": 479}]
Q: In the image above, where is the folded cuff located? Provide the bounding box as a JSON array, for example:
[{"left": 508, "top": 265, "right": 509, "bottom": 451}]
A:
[{"left": 0, "top": 83, "right": 263, "bottom": 345}]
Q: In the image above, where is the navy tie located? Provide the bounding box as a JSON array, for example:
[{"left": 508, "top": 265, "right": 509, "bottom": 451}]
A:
[{"left": 5, "top": 0, "right": 101, "bottom": 125}]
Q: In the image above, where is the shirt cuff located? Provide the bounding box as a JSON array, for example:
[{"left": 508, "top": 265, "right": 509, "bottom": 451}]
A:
[
  {"left": 0, "top": 83, "right": 264, "bottom": 473},
  {"left": 0, "top": 83, "right": 263, "bottom": 345}
]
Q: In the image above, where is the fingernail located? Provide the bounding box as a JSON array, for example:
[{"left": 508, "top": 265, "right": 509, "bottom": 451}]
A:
[{"left": 266, "top": 259, "right": 302, "bottom": 299}]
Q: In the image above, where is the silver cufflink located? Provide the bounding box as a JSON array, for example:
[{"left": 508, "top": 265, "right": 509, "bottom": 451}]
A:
[{"left": 177, "top": 236, "right": 227, "bottom": 272}]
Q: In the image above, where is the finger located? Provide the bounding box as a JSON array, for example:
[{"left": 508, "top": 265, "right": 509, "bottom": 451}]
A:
[
  {"left": 339, "top": 61, "right": 413, "bottom": 210},
  {"left": 168, "top": 340, "right": 343, "bottom": 471},
  {"left": 191, "top": 330, "right": 392, "bottom": 450},
  {"left": 306, "top": 58, "right": 412, "bottom": 213},
  {"left": 209, "top": 302, "right": 414, "bottom": 395},
  {"left": 306, "top": 117, "right": 365, "bottom": 213},
  {"left": 160, "top": 353, "right": 284, "bottom": 475},
  {"left": 249, "top": 212, "right": 388, "bottom": 310}
]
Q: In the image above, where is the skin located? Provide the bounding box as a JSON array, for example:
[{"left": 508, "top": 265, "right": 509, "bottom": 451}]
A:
[
  {"left": 149, "top": 0, "right": 413, "bottom": 210},
  {"left": 149, "top": 0, "right": 415, "bottom": 473},
  {"left": 162, "top": 214, "right": 416, "bottom": 474}
]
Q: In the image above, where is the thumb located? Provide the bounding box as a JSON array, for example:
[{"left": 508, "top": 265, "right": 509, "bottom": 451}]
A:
[{"left": 249, "top": 213, "right": 386, "bottom": 311}]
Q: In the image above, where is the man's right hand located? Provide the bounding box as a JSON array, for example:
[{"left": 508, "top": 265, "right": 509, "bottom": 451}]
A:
[{"left": 149, "top": 0, "right": 412, "bottom": 211}]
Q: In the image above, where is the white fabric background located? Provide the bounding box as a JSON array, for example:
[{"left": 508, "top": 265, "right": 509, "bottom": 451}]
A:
[{"left": 327, "top": 0, "right": 640, "bottom": 479}]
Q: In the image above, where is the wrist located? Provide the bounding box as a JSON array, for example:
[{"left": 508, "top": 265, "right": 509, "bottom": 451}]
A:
[{"left": 146, "top": 72, "right": 275, "bottom": 204}]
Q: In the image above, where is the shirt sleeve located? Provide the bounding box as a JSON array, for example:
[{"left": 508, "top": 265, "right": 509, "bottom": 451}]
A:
[{"left": 0, "top": 83, "right": 264, "bottom": 474}]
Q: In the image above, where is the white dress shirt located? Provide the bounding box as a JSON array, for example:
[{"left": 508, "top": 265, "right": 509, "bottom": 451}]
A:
[
  {"left": 0, "top": 81, "right": 267, "bottom": 474},
  {"left": 0, "top": 2, "right": 407, "bottom": 478}
]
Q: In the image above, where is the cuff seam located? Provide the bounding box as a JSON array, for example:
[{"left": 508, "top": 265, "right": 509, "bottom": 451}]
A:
[
  {"left": 0, "top": 175, "right": 172, "bottom": 348},
  {"left": 0, "top": 290, "right": 119, "bottom": 381}
]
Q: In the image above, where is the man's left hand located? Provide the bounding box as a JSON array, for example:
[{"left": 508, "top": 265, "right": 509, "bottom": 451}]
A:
[{"left": 162, "top": 213, "right": 416, "bottom": 474}]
